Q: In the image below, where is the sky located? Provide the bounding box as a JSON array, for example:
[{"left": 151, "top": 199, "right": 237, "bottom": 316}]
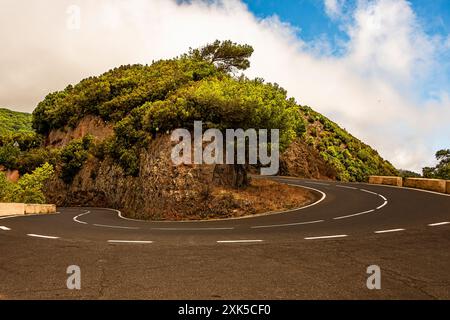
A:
[{"left": 0, "top": 0, "right": 449, "bottom": 172}]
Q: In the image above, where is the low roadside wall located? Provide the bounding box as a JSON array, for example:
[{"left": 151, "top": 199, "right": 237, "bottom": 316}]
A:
[
  {"left": 25, "top": 204, "right": 57, "bottom": 215},
  {"left": 447, "top": 181, "right": 450, "bottom": 194},
  {"left": 403, "top": 178, "right": 447, "bottom": 193},
  {"left": 0, "top": 203, "right": 56, "bottom": 216},
  {"left": 0, "top": 203, "right": 25, "bottom": 216},
  {"left": 368, "top": 176, "right": 403, "bottom": 187}
]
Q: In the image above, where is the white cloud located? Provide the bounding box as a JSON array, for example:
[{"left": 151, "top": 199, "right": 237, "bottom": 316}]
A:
[
  {"left": 324, "top": 0, "right": 346, "bottom": 19},
  {"left": 0, "top": 0, "right": 449, "bottom": 171},
  {"left": 345, "top": 0, "right": 434, "bottom": 84}
]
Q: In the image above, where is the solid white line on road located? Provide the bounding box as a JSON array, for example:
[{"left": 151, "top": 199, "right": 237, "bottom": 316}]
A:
[
  {"left": 217, "top": 240, "right": 263, "bottom": 243},
  {"left": 251, "top": 220, "right": 324, "bottom": 229},
  {"left": 374, "top": 228, "right": 405, "bottom": 234},
  {"left": 333, "top": 210, "right": 374, "bottom": 220},
  {"left": 304, "top": 234, "right": 348, "bottom": 240},
  {"left": 360, "top": 188, "right": 379, "bottom": 196},
  {"left": 376, "top": 200, "right": 388, "bottom": 210},
  {"left": 27, "top": 234, "right": 60, "bottom": 239},
  {"left": 428, "top": 221, "right": 450, "bottom": 227},
  {"left": 286, "top": 184, "right": 327, "bottom": 209},
  {"left": 93, "top": 224, "right": 139, "bottom": 230},
  {"left": 107, "top": 240, "right": 153, "bottom": 244},
  {"left": 0, "top": 215, "right": 21, "bottom": 220},
  {"left": 0, "top": 226, "right": 11, "bottom": 231},
  {"left": 73, "top": 211, "right": 90, "bottom": 224},
  {"left": 336, "top": 185, "right": 358, "bottom": 190},
  {"left": 379, "top": 195, "right": 387, "bottom": 201}
]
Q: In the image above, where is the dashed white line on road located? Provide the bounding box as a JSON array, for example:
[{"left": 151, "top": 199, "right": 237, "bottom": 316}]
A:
[
  {"left": 27, "top": 234, "right": 60, "bottom": 239},
  {"left": 93, "top": 224, "right": 140, "bottom": 230},
  {"left": 374, "top": 228, "right": 405, "bottom": 234},
  {"left": 428, "top": 221, "right": 450, "bottom": 227},
  {"left": 0, "top": 226, "right": 11, "bottom": 231},
  {"left": 302, "top": 181, "right": 330, "bottom": 186},
  {"left": 152, "top": 227, "right": 234, "bottom": 231},
  {"left": 251, "top": 220, "right": 324, "bottom": 229},
  {"left": 73, "top": 211, "right": 90, "bottom": 224},
  {"left": 304, "top": 234, "right": 348, "bottom": 240},
  {"left": 333, "top": 209, "right": 375, "bottom": 220},
  {"left": 107, "top": 240, "right": 153, "bottom": 244},
  {"left": 217, "top": 240, "right": 263, "bottom": 243}
]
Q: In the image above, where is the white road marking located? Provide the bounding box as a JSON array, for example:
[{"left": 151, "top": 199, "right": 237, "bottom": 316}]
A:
[
  {"left": 376, "top": 200, "right": 388, "bottom": 210},
  {"left": 360, "top": 188, "right": 379, "bottom": 196},
  {"left": 333, "top": 209, "right": 375, "bottom": 220},
  {"left": 152, "top": 227, "right": 234, "bottom": 231},
  {"left": 286, "top": 184, "right": 327, "bottom": 209},
  {"left": 251, "top": 220, "right": 324, "bottom": 229},
  {"left": 304, "top": 234, "right": 348, "bottom": 240},
  {"left": 0, "top": 215, "right": 21, "bottom": 220},
  {"left": 93, "top": 224, "right": 139, "bottom": 230},
  {"left": 374, "top": 228, "right": 405, "bottom": 234},
  {"left": 302, "top": 181, "right": 330, "bottom": 186},
  {"left": 428, "top": 221, "right": 450, "bottom": 227},
  {"left": 107, "top": 240, "right": 153, "bottom": 244},
  {"left": 0, "top": 226, "right": 11, "bottom": 231},
  {"left": 217, "top": 240, "right": 263, "bottom": 243},
  {"left": 27, "top": 234, "right": 60, "bottom": 239},
  {"left": 336, "top": 185, "right": 358, "bottom": 190},
  {"left": 73, "top": 211, "right": 90, "bottom": 224}
]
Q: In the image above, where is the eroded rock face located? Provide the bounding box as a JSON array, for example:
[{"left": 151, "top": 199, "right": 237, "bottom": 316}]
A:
[
  {"left": 44, "top": 135, "right": 241, "bottom": 220},
  {"left": 279, "top": 138, "right": 336, "bottom": 180},
  {"left": 46, "top": 115, "right": 114, "bottom": 147}
]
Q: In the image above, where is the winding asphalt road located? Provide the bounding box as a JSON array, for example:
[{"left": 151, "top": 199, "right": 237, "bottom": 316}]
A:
[{"left": 0, "top": 177, "right": 449, "bottom": 299}]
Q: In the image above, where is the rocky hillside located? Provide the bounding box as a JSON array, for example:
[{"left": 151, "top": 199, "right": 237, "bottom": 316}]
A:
[{"left": 0, "top": 41, "right": 398, "bottom": 218}]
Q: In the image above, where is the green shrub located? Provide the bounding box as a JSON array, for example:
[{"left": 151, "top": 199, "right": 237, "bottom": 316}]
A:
[
  {"left": 60, "top": 135, "right": 93, "bottom": 183},
  {"left": 0, "top": 163, "right": 54, "bottom": 204}
]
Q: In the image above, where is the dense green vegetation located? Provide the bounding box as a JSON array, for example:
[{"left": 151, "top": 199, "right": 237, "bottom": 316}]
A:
[
  {"left": 0, "top": 41, "right": 398, "bottom": 183},
  {"left": 398, "top": 169, "right": 421, "bottom": 178},
  {"left": 0, "top": 108, "right": 33, "bottom": 135},
  {"left": 32, "top": 41, "right": 303, "bottom": 178},
  {"left": 0, "top": 163, "right": 54, "bottom": 204},
  {"left": 300, "top": 106, "right": 398, "bottom": 181},
  {"left": 423, "top": 149, "right": 450, "bottom": 180}
]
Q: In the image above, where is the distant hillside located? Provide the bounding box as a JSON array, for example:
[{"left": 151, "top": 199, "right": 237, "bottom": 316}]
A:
[
  {"left": 0, "top": 108, "right": 33, "bottom": 135},
  {"left": 298, "top": 106, "right": 397, "bottom": 181}
]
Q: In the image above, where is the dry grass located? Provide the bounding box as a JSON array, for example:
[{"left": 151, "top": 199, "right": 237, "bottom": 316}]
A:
[{"left": 209, "top": 178, "right": 317, "bottom": 219}]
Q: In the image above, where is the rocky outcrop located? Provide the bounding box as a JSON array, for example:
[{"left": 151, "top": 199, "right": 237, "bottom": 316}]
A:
[
  {"left": 44, "top": 135, "right": 245, "bottom": 220},
  {"left": 279, "top": 138, "right": 336, "bottom": 180},
  {"left": 46, "top": 115, "right": 113, "bottom": 147}
]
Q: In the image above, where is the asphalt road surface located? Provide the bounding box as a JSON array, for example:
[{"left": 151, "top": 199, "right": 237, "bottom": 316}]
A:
[{"left": 0, "top": 177, "right": 449, "bottom": 299}]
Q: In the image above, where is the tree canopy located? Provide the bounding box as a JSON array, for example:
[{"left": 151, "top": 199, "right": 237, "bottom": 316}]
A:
[
  {"left": 188, "top": 40, "right": 254, "bottom": 73},
  {"left": 0, "top": 108, "right": 33, "bottom": 135},
  {"left": 423, "top": 149, "right": 450, "bottom": 179}
]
